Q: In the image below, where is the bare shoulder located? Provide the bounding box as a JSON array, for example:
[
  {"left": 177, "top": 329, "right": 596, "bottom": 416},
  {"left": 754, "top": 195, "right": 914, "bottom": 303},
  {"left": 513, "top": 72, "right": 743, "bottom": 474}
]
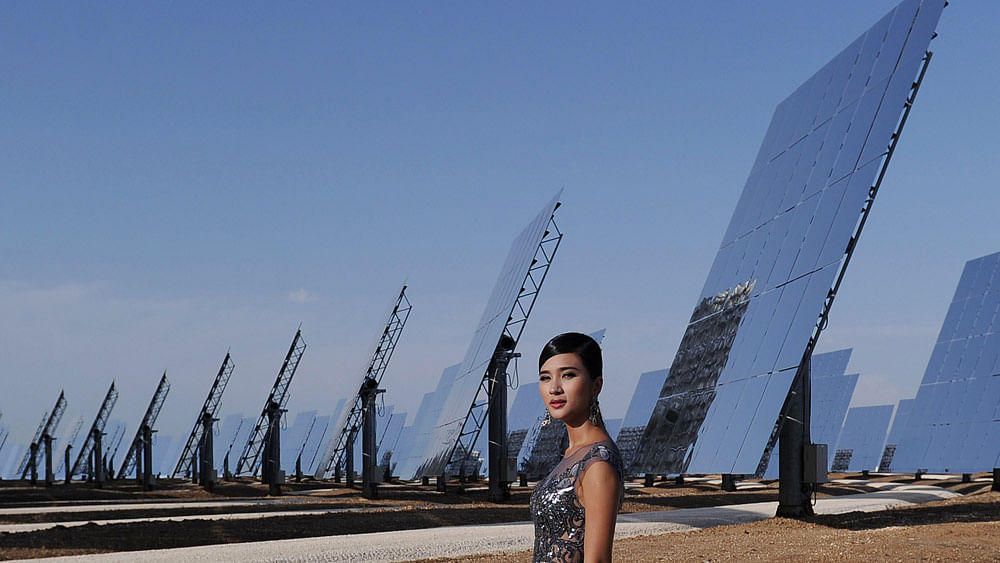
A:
[{"left": 578, "top": 455, "right": 620, "bottom": 508}]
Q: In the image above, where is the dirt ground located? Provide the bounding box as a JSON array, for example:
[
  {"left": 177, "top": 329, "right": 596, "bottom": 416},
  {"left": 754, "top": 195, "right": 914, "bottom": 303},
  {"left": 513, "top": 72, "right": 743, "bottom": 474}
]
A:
[
  {"left": 0, "top": 474, "right": 997, "bottom": 561},
  {"left": 429, "top": 491, "right": 1000, "bottom": 562}
]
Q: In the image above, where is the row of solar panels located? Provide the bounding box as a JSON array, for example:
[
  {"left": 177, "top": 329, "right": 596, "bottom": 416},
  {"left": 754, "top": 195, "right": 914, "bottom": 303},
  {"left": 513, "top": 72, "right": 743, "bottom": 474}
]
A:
[
  {"left": 2, "top": 236, "right": 992, "bottom": 481},
  {"left": 0, "top": 0, "right": 965, "bottom": 483}
]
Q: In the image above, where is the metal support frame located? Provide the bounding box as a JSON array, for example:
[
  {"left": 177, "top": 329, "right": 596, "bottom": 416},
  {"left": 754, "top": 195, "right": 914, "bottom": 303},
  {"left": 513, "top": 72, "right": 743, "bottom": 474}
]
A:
[
  {"left": 18, "top": 414, "right": 47, "bottom": 480},
  {"left": 43, "top": 434, "right": 55, "bottom": 486},
  {"left": 71, "top": 382, "right": 119, "bottom": 480},
  {"left": 92, "top": 428, "right": 105, "bottom": 488},
  {"left": 774, "top": 51, "right": 934, "bottom": 518},
  {"left": 199, "top": 411, "right": 217, "bottom": 489},
  {"left": 173, "top": 353, "right": 235, "bottom": 478},
  {"left": 118, "top": 373, "right": 171, "bottom": 479},
  {"left": 316, "top": 286, "right": 411, "bottom": 479},
  {"left": 28, "top": 443, "right": 39, "bottom": 485},
  {"left": 449, "top": 213, "right": 563, "bottom": 487},
  {"left": 721, "top": 473, "right": 738, "bottom": 492},
  {"left": 261, "top": 401, "right": 285, "bottom": 494},
  {"left": 141, "top": 424, "right": 154, "bottom": 490},
  {"left": 488, "top": 338, "right": 519, "bottom": 503},
  {"left": 345, "top": 433, "right": 355, "bottom": 488},
  {"left": 64, "top": 444, "right": 72, "bottom": 484},
  {"left": 360, "top": 377, "right": 386, "bottom": 499},
  {"left": 236, "top": 329, "right": 306, "bottom": 477},
  {"left": 21, "top": 391, "right": 67, "bottom": 483}
]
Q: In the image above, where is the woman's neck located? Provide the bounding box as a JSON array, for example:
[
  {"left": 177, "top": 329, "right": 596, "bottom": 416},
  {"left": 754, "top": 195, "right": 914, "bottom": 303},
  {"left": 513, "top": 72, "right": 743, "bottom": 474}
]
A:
[{"left": 564, "top": 418, "right": 609, "bottom": 457}]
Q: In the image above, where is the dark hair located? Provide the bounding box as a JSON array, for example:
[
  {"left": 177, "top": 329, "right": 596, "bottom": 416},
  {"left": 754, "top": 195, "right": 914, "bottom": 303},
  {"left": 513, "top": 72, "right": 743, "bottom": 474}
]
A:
[{"left": 538, "top": 332, "right": 603, "bottom": 380}]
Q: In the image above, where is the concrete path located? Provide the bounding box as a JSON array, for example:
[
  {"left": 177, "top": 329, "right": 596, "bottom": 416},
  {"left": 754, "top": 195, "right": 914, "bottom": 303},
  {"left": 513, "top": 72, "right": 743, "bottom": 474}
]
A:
[
  {"left": 12, "top": 483, "right": 958, "bottom": 563},
  {"left": 0, "top": 499, "right": 291, "bottom": 516},
  {"left": 0, "top": 505, "right": 408, "bottom": 534}
]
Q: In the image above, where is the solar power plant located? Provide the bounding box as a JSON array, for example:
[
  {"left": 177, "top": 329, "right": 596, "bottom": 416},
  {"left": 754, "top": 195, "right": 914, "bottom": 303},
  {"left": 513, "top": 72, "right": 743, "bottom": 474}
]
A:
[
  {"left": 389, "top": 425, "right": 413, "bottom": 474},
  {"left": 281, "top": 411, "right": 317, "bottom": 473},
  {"left": 413, "top": 191, "right": 562, "bottom": 479},
  {"left": 103, "top": 419, "right": 128, "bottom": 467},
  {"left": 172, "top": 352, "right": 235, "bottom": 479},
  {"left": 516, "top": 417, "right": 566, "bottom": 479},
  {"left": 393, "top": 363, "right": 460, "bottom": 480},
  {"left": 213, "top": 413, "right": 245, "bottom": 472},
  {"left": 506, "top": 387, "right": 541, "bottom": 461},
  {"left": 236, "top": 328, "right": 306, "bottom": 476},
  {"left": 879, "top": 398, "right": 915, "bottom": 471},
  {"left": 634, "top": 0, "right": 945, "bottom": 477},
  {"left": 348, "top": 405, "right": 395, "bottom": 475},
  {"left": 832, "top": 405, "right": 893, "bottom": 472},
  {"left": 619, "top": 369, "right": 668, "bottom": 473},
  {"left": 300, "top": 414, "right": 332, "bottom": 475},
  {"left": 71, "top": 381, "right": 119, "bottom": 478},
  {"left": 315, "top": 286, "right": 411, "bottom": 479},
  {"left": 763, "top": 349, "right": 858, "bottom": 478},
  {"left": 892, "top": 251, "right": 1000, "bottom": 473},
  {"left": 378, "top": 411, "right": 407, "bottom": 469}
]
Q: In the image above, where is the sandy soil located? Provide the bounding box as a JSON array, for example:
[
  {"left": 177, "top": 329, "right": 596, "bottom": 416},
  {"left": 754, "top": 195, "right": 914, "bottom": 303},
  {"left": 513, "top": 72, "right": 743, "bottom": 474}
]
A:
[
  {"left": 0, "top": 475, "right": 996, "bottom": 561},
  {"left": 428, "top": 490, "right": 1000, "bottom": 562}
]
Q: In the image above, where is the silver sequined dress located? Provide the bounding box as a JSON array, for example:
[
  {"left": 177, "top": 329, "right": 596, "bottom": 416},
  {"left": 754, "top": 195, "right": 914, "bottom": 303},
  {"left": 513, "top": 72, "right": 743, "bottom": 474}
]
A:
[{"left": 530, "top": 440, "right": 624, "bottom": 562}]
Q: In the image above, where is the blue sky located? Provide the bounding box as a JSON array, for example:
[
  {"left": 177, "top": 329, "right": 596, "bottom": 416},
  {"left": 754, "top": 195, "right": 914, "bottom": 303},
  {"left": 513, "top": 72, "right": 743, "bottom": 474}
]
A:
[{"left": 1, "top": 2, "right": 997, "bottom": 459}]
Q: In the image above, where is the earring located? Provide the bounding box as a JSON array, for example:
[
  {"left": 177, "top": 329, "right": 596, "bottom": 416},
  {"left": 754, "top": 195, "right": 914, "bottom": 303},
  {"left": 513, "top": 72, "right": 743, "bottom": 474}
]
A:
[
  {"left": 589, "top": 398, "right": 603, "bottom": 427},
  {"left": 541, "top": 410, "right": 552, "bottom": 427}
]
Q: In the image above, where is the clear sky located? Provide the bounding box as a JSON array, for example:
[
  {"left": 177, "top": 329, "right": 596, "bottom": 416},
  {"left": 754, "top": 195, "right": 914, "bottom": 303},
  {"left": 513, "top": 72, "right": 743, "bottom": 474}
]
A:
[{"left": 1, "top": 2, "right": 997, "bottom": 461}]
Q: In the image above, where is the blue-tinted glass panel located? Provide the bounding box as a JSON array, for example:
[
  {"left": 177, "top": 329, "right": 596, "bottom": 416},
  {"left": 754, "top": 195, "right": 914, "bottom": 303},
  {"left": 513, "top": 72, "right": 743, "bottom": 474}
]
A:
[{"left": 634, "top": 0, "right": 943, "bottom": 476}]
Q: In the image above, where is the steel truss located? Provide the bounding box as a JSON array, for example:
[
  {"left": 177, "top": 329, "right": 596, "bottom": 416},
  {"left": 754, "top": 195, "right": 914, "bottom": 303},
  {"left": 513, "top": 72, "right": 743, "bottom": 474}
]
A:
[
  {"left": 71, "top": 382, "right": 119, "bottom": 478},
  {"left": 20, "top": 391, "right": 67, "bottom": 479},
  {"left": 315, "top": 285, "right": 412, "bottom": 479},
  {"left": 172, "top": 353, "right": 235, "bottom": 478},
  {"left": 236, "top": 329, "right": 307, "bottom": 476},
  {"left": 117, "top": 373, "right": 171, "bottom": 479},
  {"left": 450, "top": 212, "right": 563, "bottom": 476},
  {"left": 16, "top": 413, "right": 49, "bottom": 478}
]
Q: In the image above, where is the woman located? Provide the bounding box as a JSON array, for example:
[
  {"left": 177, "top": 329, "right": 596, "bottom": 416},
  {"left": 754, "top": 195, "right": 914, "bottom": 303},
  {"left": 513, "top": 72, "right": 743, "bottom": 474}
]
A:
[{"left": 530, "top": 332, "right": 624, "bottom": 562}]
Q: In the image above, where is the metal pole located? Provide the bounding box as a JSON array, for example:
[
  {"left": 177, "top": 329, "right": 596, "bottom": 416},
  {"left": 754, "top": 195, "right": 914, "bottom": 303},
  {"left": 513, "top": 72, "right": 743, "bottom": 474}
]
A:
[
  {"left": 266, "top": 401, "right": 282, "bottom": 495},
  {"left": 776, "top": 357, "right": 813, "bottom": 517},
  {"left": 64, "top": 444, "right": 72, "bottom": 485},
  {"left": 43, "top": 435, "right": 54, "bottom": 487},
  {"left": 192, "top": 442, "right": 200, "bottom": 484},
  {"left": 142, "top": 425, "right": 153, "bottom": 491},
  {"left": 488, "top": 336, "right": 518, "bottom": 503},
  {"left": 136, "top": 437, "right": 144, "bottom": 485},
  {"left": 200, "top": 412, "right": 215, "bottom": 490},
  {"left": 360, "top": 377, "right": 384, "bottom": 500},
  {"left": 345, "top": 433, "right": 355, "bottom": 488},
  {"left": 93, "top": 429, "right": 105, "bottom": 489},
  {"left": 28, "top": 443, "right": 38, "bottom": 485}
]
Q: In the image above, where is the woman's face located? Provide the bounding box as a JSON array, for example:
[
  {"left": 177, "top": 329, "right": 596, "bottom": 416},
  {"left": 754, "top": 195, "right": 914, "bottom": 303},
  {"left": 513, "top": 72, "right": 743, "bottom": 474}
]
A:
[{"left": 538, "top": 352, "right": 602, "bottom": 426}]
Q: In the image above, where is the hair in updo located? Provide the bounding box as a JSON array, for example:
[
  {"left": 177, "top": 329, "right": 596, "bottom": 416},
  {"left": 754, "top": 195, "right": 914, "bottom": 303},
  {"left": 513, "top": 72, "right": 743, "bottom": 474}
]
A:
[{"left": 538, "top": 332, "right": 603, "bottom": 380}]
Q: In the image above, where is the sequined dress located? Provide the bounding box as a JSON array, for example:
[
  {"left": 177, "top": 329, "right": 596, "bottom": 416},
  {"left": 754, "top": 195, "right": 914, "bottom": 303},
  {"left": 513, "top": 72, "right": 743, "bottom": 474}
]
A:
[{"left": 530, "top": 440, "right": 624, "bottom": 562}]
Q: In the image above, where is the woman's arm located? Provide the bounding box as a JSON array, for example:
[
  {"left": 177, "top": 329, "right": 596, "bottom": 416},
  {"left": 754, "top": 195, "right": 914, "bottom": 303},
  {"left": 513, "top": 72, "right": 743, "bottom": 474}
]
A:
[{"left": 578, "top": 461, "right": 620, "bottom": 562}]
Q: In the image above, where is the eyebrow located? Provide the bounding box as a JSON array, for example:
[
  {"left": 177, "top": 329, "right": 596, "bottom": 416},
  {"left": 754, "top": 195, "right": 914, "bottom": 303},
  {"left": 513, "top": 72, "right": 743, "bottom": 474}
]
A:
[{"left": 538, "top": 366, "right": 579, "bottom": 375}]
